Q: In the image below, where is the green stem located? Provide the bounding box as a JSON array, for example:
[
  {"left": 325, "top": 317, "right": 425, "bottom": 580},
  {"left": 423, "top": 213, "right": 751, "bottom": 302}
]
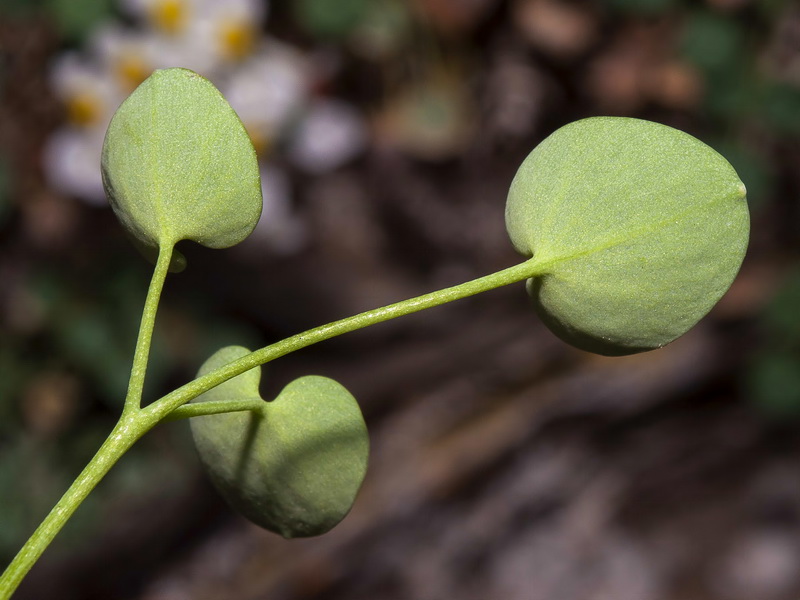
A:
[
  {"left": 123, "top": 244, "right": 173, "bottom": 413},
  {"left": 0, "top": 415, "right": 151, "bottom": 598},
  {"left": 148, "top": 257, "right": 543, "bottom": 422},
  {"left": 0, "top": 246, "right": 174, "bottom": 598},
  {"left": 165, "top": 397, "right": 265, "bottom": 421},
  {"left": 0, "top": 255, "right": 541, "bottom": 597}
]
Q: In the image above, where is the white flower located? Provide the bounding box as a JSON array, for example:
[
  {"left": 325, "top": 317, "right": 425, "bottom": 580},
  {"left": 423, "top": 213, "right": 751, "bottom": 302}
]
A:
[
  {"left": 46, "top": 53, "right": 122, "bottom": 202},
  {"left": 49, "top": 52, "right": 123, "bottom": 129},
  {"left": 192, "top": 0, "right": 267, "bottom": 63},
  {"left": 89, "top": 24, "right": 161, "bottom": 92},
  {"left": 287, "top": 98, "right": 367, "bottom": 174},
  {"left": 119, "top": 0, "right": 192, "bottom": 35},
  {"left": 222, "top": 42, "right": 311, "bottom": 157},
  {"left": 44, "top": 0, "right": 367, "bottom": 220},
  {"left": 239, "top": 164, "right": 307, "bottom": 254},
  {"left": 44, "top": 128, "right": 107, "bottom": 204},
  {"left": 119, "top": 0, "right": 266, "bottom": 76}
]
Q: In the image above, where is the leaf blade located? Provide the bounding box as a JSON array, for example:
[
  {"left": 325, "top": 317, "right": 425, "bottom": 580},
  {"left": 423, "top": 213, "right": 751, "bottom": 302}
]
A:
[
  {"left": 506, "top": 117, "right": 749, "bottom": 355},
  {"left": 190, "top": 346, "right": 369, "bottom": 538},
  {"left": 102, "top": 68, "right": 262, "bottom": 256}
]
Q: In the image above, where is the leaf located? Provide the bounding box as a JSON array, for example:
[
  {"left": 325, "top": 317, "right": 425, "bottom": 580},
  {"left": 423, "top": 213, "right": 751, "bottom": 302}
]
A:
[
  {"left": 101, "top": 68, "right": 262, "bottom": 260},
  {"left": 506, "top": 117, "right": 749, "bottom": 355},
  {"left": 190, "top": 346, "right": 369, "bottom": 538}
]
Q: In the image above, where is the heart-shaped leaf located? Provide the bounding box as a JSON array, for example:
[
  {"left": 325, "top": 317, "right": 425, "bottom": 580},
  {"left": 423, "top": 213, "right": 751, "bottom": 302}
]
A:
[
  {"left": 189, "top": 346, "right": 369, "bottom": 538},
  {"left": 101, "top": 68, "right": 262, "bottom": 261},
  {"left": 506, "top": 117, "right": 749, "bottom": 355}
]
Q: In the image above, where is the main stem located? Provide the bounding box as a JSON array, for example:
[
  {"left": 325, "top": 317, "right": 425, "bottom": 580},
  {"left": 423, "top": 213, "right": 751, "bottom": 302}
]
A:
[
  {"left": 0, "top": 416, "right": 148, "bottom": 597},
  {"left": 0, "top": 245, "right": 174, "bottom": 599}
]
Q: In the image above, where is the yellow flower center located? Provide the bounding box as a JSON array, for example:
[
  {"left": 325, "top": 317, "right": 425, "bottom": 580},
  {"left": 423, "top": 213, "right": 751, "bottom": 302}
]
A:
[
  {"left": 116, "top": 54, "right": 151, "bottom": 92},
  {"left": 149, "top": 0, "right": 186, "bottom": 34},
  {"left": 246, "top": 124, "right": 270, "bottom": 157},
  {"left": 66, "top": 93, "right": 101, "bottom": 126},
  {"left": 219, "top": 19, "right": 256, "bottom": 61}
]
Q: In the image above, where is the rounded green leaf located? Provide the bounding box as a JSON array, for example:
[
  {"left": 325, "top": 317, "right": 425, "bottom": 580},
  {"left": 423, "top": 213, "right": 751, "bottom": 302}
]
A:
[
  {"left": 506, "top": 117, "right": 749, "bottom": 355},
  {"left": 101, "top": 68, "right": 262, "bottom": 256},
  {"left": 190, "top": 346, "right": 369, "bottom": 538}
]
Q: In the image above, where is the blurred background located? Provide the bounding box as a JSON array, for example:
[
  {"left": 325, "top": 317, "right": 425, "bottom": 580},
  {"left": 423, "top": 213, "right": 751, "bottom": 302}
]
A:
[{"left": 1, "top": 0, "right": 800, "bottom": 598}]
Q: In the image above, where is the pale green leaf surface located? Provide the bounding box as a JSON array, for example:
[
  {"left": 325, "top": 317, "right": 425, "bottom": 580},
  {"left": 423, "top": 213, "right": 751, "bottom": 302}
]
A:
[
  {"left": 102, "top": 68, "right": 262, "bottom": 255},
  {"left": 506, "top": 117, "right": 749, "bottom": 355},
  {"left": 190, "top": 346, "right": 369, "bottom": 538}
]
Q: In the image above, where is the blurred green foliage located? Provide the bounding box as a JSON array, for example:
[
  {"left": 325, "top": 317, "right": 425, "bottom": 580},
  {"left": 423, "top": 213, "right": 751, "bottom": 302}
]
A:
[
  {"left": 0, "top": 425, "right": 197, "bottom": 561},
  {"left": 28, "top": 266, "right": 161, "bottom": 407},
  {"left": 0, "top": 256, "right": 262, "bottom": 560},
  {"left": 605, "top": 0, "right": 678, "bottom": 17},
  {"left": 0, "top": 157, "right": 9, "bottom": 228},
  {"left": 47, "top": 0, "right": 114, "bottom": 43},
  {"left": 289, "top": 0, "right": 411, "bottom": 55},
  {"left": 0, "top": 0, "right": 40, "bottom": 16},
  {"left": 684, "top": 7, "right": 798, "bottom": 209},
  {"left": 0, "top": 0, "right": 113, "bottom": 43},
  {"left": 763, "top": 84, "right": 800, "bottom": 136},
  {"left": 747, "top": 352, "right": 800, "bottom": 417},
  {"left": 0, "top": 437, "right": 71, "bottom": 552},
  {"left": 603, "top": 0, "right": 799, "bottom": 207},
  {"left": 680, "top": 11, "right": 746, "bottom": 76},
  {"left": 745, "top": 270, "right": 800, "bottom": 418},
  {"left": 711, "top": 142, "right": 773, "bottom": 210},
  {"left": 292, "top": 0, "right": 369, "bottom": 39},
  {"left": 680, "top": 7, "right": 800, "bottom": 137}
]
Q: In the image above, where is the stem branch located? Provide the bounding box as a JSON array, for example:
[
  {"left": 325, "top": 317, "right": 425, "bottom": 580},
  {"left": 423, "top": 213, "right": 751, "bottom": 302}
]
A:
[
  {"left": 0, "top": 246, "right": 175, "bottom": 598},
  {"left": 165, "top": 397, "right": 265, "bottom": 421},
  {"left": 124, "top": 244, "right": 173, "bottom": 413},
  {"left": 148, "top": 257, "right": 542, "bottom": 423}
]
